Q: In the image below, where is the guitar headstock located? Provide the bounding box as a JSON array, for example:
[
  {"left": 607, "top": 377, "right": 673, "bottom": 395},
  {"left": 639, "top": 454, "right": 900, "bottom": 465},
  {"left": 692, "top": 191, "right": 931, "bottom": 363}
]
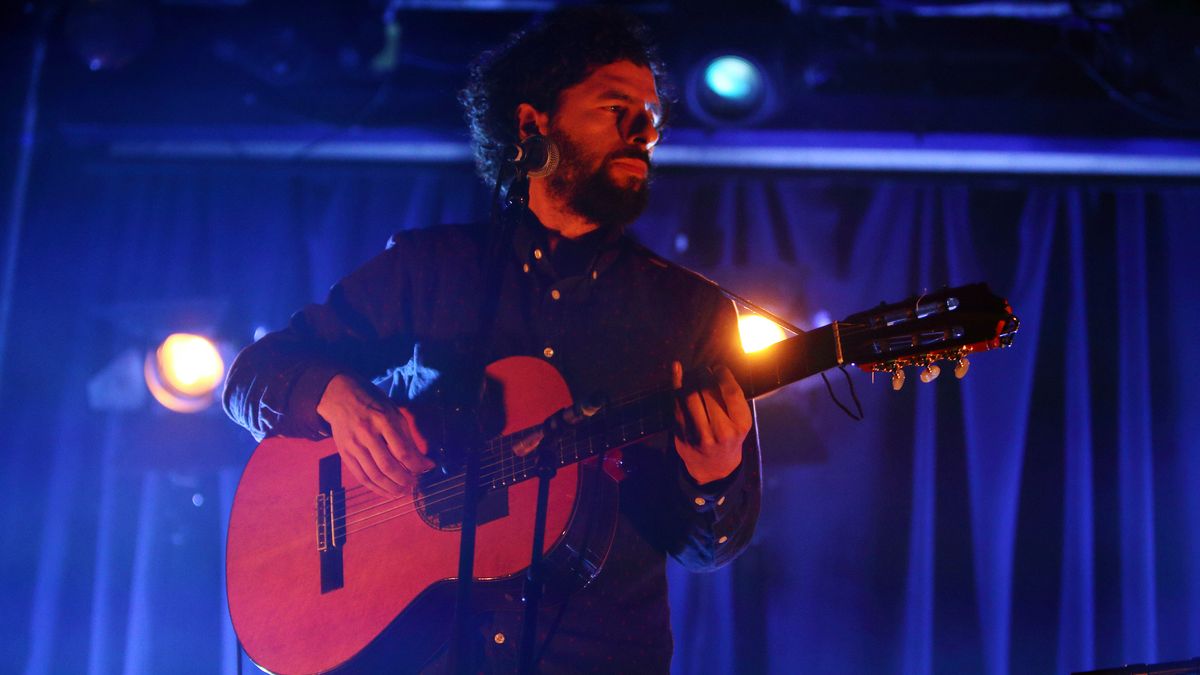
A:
[{"left": 837, "top": 283, "right": 1019, "bottom": 389}]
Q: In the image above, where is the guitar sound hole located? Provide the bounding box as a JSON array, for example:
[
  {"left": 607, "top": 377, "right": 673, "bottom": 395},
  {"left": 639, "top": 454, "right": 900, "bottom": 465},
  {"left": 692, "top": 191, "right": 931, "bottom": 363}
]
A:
[{"left": 414, "top": 473, "right": 509, "bottom": 531}]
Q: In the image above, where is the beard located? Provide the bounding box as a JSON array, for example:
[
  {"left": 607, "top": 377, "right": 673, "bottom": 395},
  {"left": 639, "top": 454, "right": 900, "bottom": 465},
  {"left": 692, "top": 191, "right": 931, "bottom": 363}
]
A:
[{"left": 544, "top": 126, "right": 650, "bottom": 233}]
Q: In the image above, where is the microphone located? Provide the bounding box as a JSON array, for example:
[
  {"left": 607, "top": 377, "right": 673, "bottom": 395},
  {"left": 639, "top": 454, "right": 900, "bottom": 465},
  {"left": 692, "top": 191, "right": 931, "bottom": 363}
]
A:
[{"left": 507, "top": 135, "right": 560, "bottom": 178}]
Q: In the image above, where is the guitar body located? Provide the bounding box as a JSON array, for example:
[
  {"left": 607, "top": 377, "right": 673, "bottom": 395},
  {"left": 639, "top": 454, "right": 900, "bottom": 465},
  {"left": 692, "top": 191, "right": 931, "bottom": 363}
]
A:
[{"left": 226, "top": 356, "right": 617, "bottom": 675}]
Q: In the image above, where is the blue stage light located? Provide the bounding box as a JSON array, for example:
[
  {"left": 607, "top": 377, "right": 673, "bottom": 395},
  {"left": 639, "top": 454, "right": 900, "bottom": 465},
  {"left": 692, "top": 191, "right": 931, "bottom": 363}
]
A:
[
  {"left": 704, "top": 56, "right": 761, "bottom": 102},
  {"left": 689, "top": 53, "right": 772, "bottom": 126}
]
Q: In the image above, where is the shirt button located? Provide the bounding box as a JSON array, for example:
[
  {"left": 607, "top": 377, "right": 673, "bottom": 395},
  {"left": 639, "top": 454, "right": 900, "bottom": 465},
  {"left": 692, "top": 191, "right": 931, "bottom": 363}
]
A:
[
  {"left": 533, "top": 248, "right": 543, "bottom": 260},
  {"left": 522, "top": 263, "right": 530, "bottom": 273},
  {"left": 550, "top": 289, "right": 561, "bottom": 300},
  {"left": 693, "top": 497, "right": 706, "bottom": 507},
  {"left": 543, "top": 346, "right": 555, "bottom": 359},
  {"left": 493, "top": 632, "right": 506, "bottom": 645},
  {"left": 717, "top": 535, "right": 729, "bottom": 545},
  {"left": 591, "top": 270, "right": 598, "bottom": 280}
]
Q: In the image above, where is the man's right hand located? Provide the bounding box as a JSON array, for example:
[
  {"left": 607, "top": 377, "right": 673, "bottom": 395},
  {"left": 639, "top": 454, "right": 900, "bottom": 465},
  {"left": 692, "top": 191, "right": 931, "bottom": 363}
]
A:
[{"left": 316, "top": 374, "right": 437, "bottom": 497}]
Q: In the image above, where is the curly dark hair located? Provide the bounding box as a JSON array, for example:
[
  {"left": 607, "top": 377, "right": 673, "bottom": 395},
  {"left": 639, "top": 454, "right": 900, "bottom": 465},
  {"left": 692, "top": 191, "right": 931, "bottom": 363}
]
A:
[{"left": 460, "top": 6, "right": 672, "bottom": 187}]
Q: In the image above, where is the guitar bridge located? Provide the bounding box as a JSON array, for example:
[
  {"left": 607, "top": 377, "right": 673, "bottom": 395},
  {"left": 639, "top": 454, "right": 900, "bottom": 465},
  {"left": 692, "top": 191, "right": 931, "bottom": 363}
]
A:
[
  {"left": 316, "top": 454, "right": 346, "bottom": 593},
  {"left": 315, "top": 488, "right": 348, "bottom": 551},
  {"left": 316, "top": 492, "right": 327, "bottom": 551}
]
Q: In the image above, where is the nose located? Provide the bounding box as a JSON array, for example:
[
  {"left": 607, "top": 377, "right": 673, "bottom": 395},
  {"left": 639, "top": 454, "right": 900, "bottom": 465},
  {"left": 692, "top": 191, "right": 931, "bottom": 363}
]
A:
[{"left": 627, "top": 107, "right": 660, "bottom": 151}]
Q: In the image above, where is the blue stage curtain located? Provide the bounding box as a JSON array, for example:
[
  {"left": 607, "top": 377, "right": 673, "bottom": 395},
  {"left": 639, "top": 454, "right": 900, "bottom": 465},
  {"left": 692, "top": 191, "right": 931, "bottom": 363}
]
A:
[{"left": 6, "top": 158, "right": 1199, "bottom": 674}]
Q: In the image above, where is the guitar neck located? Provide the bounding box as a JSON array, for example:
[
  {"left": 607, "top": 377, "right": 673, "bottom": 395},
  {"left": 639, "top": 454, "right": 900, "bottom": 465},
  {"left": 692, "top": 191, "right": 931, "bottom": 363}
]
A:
[
  {"left": 734, "top": 324, "right": 839, "bottom": 399},
  {"left": 476, "top": 326, "right": 838, "bottom": 492}
]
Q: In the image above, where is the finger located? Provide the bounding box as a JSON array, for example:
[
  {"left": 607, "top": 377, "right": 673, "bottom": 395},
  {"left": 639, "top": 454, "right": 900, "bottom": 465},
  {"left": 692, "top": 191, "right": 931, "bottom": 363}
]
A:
[
  {"left": 511, "top": 430, "right": 544, "bottom": 457},
  {"left": 701, "top": 388, "right": 736, "bottom": 443},
  {"left": 395, "top": 407, "right": 434, "bottom": 459},
  {"left": 352, "top": 433, "right": 408, "bottom": 494},
  {"left": 672, "top": 392, "right": 689, "bottom": 445},
  {"left": 716, "top": 366, "right": 753, "bottom": 433},
  {"left": 342, "top": 437, "right": 400, "bottom": 496},
  {"left": 364, "top": 429, "right": 417, "bottom": 489},
  {"left": 671, "top": 361, "right": 696, "bottom": 443},
  {"left": 379, "top": 416, "right": 436, "bottom": 474},
  {"left": 674, "top": 361, "right": 718, "bottom": 447},
  {"left": 338, "top": 443, "right": 372, "bottom": 491},
  {"left": 683, "top": 390, "right": 716, "bottom": 447}
]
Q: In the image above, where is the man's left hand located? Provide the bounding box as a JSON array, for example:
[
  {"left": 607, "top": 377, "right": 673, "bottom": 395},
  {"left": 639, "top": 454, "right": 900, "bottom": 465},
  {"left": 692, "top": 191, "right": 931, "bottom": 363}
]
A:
[{"left": 671, "top": 361, "right": 752, "bottom": 485}]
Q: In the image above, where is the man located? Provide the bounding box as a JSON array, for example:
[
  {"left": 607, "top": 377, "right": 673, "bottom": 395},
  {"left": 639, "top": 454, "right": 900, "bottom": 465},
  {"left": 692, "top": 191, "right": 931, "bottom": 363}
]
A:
[{"left": 224, "top": 7, "right": 760, "bottom": 673}]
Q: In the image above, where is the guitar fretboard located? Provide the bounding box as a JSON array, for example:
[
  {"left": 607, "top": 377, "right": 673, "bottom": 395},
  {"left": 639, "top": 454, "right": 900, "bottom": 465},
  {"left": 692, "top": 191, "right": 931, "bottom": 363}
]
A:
[{"left": 479, "top": 388, "right": 675, "bottom": 490}]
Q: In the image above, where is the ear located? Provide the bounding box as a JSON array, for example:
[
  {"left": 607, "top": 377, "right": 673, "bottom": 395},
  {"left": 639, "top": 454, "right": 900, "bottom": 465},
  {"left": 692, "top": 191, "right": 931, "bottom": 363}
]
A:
[{"left": 515, "top": 103, "right": 549, "bottom": 140}]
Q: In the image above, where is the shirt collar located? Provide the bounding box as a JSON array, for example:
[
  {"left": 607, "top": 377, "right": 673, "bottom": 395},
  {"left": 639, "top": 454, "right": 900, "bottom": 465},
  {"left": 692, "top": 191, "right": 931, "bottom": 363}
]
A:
[{"left": 509, "top": 208, "right": 623, "bottom": 282}]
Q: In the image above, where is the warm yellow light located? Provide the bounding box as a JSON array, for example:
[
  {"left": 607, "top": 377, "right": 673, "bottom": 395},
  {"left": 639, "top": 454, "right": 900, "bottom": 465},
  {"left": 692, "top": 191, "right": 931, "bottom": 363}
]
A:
[
  {"left": 144, "top": 333, "right": 225, "bottom": 412},
  {"left": 159, "top": 334, "right": 224, "bottom": 394},
  {"left": 738, "top": 315, "right": 787, "bottom": 353}
]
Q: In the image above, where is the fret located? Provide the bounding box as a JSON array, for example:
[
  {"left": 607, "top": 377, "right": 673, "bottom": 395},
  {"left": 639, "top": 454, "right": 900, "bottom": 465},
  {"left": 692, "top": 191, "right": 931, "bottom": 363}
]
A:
[
  {"left": 506, "top": 439, "right": 513, "bottom": 485},
  {"left": 506, "top": 436, "right": 513, "bottom": 484},
  {"left": 503, "top": 439, "right": 509, "bottom": 485}
]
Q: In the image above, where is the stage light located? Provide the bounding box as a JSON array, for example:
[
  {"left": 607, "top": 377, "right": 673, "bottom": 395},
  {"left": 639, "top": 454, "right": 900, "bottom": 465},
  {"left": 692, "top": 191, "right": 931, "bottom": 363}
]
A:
[
  {"left": 144, "top": 333, "right": 225, "bottom": 413},
  {"left": 690, "top": 53, "right": 772, "bottom": 126},
  {"left": 738, "top": 315, "right": 787, "bottom": 353},
  {"left": 705, "top": 56, "right": 761, "bottom": 102}
]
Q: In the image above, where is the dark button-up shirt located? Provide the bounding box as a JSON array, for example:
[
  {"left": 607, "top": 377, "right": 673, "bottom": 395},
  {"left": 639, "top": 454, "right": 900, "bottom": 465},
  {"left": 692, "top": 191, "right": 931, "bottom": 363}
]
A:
[{"left": 223, "top": 215, "right": 761, "bottom": 673}]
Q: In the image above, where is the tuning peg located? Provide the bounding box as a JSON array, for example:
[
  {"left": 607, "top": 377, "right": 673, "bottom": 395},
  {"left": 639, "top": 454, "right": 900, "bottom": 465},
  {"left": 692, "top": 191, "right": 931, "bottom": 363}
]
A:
[
  {"left": 891, "top": 368, "right": 905, "bottom": 391},
  {"left": 919, "top": 363, "right": 941, "bottom": 383},
  {"left": 954, "top": 356, "right": 970, "bottom": 379}
]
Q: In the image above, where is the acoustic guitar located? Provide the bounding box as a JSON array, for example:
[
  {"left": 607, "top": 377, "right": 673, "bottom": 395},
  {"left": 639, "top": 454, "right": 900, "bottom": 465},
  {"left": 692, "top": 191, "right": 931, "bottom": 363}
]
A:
[{"left": 226, "top": 283, "right": 1018, "bottom": 674}]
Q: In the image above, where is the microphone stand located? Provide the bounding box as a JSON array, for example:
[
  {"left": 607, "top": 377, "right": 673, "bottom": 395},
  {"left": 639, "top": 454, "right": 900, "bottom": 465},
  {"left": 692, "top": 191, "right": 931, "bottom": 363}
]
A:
[
  {"left": 495, "top": 166, "right": 552, "bottom": 675},
  {"left": 516, "top": 396, "right": 601, "bottom": 674},
  {"left": 450, "top": 166, "right": 529, "bottom": 675},
  {"left": 517, "top": 423, "right": 558, "bottom": 675}
]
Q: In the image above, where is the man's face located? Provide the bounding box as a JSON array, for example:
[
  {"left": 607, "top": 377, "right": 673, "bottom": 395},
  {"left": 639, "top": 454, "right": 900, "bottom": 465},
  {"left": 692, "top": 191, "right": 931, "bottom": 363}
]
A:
[{"left": 542, "top": 61, "right": 663, "bottom": 232}]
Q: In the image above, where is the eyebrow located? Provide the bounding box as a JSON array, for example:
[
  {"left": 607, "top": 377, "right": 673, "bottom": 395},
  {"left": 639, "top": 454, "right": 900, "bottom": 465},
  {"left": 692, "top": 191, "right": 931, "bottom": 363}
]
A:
[
  {"left": 596, "top": 89, "right": 664, "bottom": 125},
  {"left": 597, "top": 90, "right": 638, "bottom": 104}
]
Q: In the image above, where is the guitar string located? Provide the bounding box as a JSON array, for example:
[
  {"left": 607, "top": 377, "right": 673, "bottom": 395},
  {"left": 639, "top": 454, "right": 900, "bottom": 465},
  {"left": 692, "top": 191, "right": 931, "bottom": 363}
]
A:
[
  {"left": 335, "top": 414, "right": 637, "bottom": 517},
  {"left": 327, "top": 413, "right": 667, "bottom": 538},
  {"left": 334, "top": 429, "right": 547, "bottom": 515},
  {"left": 333, "top": 384, "right": 673, "bottom": 505},
  {"left": 332, "top": 413, "right": 663, "bottom": 534},
  {"left": 334, "top": 395, "right": 665, "bottom": 513},
  {"left": 334, "top": 429, "right": 525, "bottom": 510},
  {"left": 334, "top": 446, "right": 608, "bottom": 538},
  {"left": 333, "top": 381, "right": 674, "bottom": 503}
]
